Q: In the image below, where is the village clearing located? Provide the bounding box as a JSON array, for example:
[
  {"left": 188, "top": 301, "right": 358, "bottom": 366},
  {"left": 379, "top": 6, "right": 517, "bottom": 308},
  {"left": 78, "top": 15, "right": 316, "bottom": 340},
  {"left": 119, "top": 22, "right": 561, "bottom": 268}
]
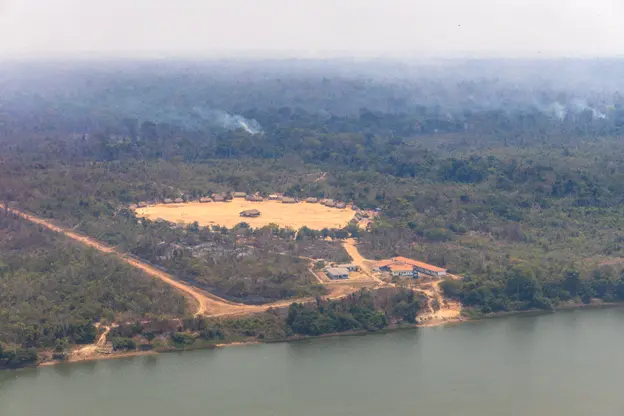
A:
[
  {"left": 5, "top": 204, "right": 462, "bottom": 362},
  {"left": 134, "top": 200, "right": 357, "bottom": 230},
  {"left": 2, "top": 205, "right": 374, "bottom": 317}
]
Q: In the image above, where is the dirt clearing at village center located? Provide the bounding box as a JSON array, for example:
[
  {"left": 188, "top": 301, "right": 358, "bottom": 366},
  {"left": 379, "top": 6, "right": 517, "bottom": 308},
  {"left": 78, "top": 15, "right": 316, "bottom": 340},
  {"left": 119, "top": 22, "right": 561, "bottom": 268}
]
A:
[{"left": 135, "top": 200, "right": 357, "bottom": 230}]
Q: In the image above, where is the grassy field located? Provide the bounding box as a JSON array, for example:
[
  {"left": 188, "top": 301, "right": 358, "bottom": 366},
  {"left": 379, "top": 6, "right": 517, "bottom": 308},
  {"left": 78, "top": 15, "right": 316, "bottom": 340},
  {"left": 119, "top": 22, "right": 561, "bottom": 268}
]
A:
[{"left": 135, "top": 200, "right": 356, "bottom": 230}]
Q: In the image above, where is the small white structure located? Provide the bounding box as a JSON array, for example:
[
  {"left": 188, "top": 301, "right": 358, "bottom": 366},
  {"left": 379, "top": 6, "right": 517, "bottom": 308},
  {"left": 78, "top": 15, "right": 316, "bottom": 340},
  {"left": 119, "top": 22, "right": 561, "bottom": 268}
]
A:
[
  {"left": 325, "top": 267, "right": 350, "bottom": 280},
  {"left": 335, "top": 263, "right": 360, "bottom": 272}
]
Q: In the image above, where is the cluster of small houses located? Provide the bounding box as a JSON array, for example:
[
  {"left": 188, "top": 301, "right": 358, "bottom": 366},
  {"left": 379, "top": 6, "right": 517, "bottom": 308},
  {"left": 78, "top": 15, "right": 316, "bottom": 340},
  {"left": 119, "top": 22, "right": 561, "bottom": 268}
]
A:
[
  {"left": 131, "top": 192, "right": 365, "bottom": 218},
  {"left": 324, "top": 257, "right": 447, "bottom": 280}
]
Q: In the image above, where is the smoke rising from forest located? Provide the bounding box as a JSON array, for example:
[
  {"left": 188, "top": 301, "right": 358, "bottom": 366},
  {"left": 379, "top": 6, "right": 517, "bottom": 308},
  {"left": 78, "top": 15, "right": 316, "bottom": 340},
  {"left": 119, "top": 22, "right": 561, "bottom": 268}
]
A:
[
  {"left": 0, "top": 59, "right": 623, "bottom": 134},
  {"left": 193, "top": 108, "right": 263, "bottom": 135}
]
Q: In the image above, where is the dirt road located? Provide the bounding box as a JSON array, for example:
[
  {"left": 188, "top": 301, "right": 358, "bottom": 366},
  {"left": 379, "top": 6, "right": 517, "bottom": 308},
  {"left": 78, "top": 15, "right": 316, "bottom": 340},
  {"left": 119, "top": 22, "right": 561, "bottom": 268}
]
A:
[
  {"left": 342, "top": 238, "right": 462, "bottom": 324},
  {"left": 342, "top": 239, "right": 382, "bottom": 283},
  {"left": 96, "top": 326, "right": 111, "bottom": 346},
  {"left": 2, "top": 205, "right": 365, "bottom": 317},
  {"left": 1, "top": 204, "right": 253, "bottom": 316},
  {"left": 416, "top": 278, "right": 462, "bottom": 325}
]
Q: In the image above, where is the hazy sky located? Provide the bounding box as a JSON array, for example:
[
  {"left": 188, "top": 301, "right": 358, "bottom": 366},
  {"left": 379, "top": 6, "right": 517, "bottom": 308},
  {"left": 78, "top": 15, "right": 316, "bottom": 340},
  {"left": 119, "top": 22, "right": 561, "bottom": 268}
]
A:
[{"left": 1, "top": 0, "right": 623, "bottom": 58}]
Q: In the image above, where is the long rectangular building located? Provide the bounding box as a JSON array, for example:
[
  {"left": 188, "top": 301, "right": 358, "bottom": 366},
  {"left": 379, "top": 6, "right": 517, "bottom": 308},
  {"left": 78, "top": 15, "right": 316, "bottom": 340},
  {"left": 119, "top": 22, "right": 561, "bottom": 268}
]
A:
[
  {"left": 391, "top": 257, "right": 447, "bottom": 277},
  {"left": 387, "top": 264, "right": 415, "bottom": 277}
]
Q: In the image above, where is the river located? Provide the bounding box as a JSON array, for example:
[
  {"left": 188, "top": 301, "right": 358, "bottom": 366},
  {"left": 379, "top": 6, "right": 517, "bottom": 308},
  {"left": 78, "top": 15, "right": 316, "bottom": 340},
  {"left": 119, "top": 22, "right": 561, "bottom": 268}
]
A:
[{"left": 2, "top": 307, "right": 624, "bottom": 416}]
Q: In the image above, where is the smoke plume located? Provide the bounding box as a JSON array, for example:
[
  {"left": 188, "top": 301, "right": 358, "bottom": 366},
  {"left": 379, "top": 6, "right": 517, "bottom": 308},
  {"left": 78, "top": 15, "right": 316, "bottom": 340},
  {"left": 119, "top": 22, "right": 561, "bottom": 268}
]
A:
[
  {"left": 212, "top": 110, "right": 263, "bottom": 135},
  {"left": 190, "top": 107, "right": 263, "bottom": 134}
]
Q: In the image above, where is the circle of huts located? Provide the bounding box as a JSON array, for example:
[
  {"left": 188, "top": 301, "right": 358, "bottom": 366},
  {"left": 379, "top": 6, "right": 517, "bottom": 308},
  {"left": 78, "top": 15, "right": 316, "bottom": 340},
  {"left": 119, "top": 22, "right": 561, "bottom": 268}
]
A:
[{"left": 135, "top": 192, "right": 354, "bottom": 211}]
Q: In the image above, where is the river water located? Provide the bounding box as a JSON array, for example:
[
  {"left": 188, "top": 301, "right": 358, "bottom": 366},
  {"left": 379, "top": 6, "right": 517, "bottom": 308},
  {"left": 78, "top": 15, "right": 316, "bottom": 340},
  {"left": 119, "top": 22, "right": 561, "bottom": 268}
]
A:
[{"left": 2, "top": 307, "right": 624, "bottom": 416}]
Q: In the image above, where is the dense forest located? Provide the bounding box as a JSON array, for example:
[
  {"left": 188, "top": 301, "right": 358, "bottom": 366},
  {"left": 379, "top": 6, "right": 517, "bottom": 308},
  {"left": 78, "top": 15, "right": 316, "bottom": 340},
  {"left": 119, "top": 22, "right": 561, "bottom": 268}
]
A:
[
  {"left": 0, "top": 212, "right": 187, "bottom": 368},
  {"left": 104, "top": 288, "right": 426, "bottom": 354},
  {"left": 2, "top": 59, "right": 624, "bottom": 365}
]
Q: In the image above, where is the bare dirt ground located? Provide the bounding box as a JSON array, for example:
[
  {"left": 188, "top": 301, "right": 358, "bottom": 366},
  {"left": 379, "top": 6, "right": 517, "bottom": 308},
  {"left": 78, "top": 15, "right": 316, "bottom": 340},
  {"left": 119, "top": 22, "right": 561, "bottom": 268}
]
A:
[
  {"left": 343, "top": 237, "right": 463, "bottom": 325},
  {"left": 5, "top": 205, "right": 460, "bottom": 332},
  {"left": 342, "top": 238, "right": 383, "bottom": 283},
  {"left": 68, "top": 324, "right": 112, "bottom": 362},
  {"left": 416, "top": 277, "right": 463, "bottom": 326},
  {"left": 135, "top": 200, "right": 356, "bottom": 230},
  {"left": 2, "top": 205, "right": 254, "bottom": 316},
  {"left": 2, "top": 205, "right": 373, "bottom": 318}
]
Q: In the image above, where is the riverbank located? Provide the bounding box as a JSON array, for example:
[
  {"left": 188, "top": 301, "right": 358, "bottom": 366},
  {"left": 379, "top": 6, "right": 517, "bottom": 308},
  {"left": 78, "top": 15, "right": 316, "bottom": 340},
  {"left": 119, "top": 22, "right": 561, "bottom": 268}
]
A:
[
  {"left": 38, "top": 350, "right": 159, "bottom": 367},
  {"left": 15, "top": 300, "right": 624, "bottom": 370},
  {"left": 33, "top": 316, "right": 466, "bottom": 369},
  {"left": 9, "top": 306, "right": 624, "bottom": 416},
  {"left": 34, "top": 341, "right": 262, "bottom": 369},
  {"left": 469, "top": 299, "right": 624, "bottom": 322}
]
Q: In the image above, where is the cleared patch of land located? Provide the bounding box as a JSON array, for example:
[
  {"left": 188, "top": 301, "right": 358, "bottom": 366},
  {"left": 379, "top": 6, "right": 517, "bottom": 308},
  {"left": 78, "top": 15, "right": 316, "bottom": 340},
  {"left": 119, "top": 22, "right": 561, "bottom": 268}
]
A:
[{"left": 135, "top": 200, "right": 357, "bottom": 230}]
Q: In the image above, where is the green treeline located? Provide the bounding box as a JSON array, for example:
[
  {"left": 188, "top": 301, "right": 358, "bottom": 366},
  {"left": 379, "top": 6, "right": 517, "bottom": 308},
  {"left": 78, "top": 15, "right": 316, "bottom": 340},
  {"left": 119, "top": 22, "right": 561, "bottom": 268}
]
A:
[
  {"left": 105, "top": 288, "right": 427, "bottom": 351},
  {"left": 441, "top": 266, "right": 624, "bottom": 314},
  {"left": 0, "top": 344, "right": 39, "bottom": 370},
  {"left": 4, "top": 98, "right": 624, "bottom": 367},
  {"left": 0, "top": 213, "right": 187, "bottom": 355}
]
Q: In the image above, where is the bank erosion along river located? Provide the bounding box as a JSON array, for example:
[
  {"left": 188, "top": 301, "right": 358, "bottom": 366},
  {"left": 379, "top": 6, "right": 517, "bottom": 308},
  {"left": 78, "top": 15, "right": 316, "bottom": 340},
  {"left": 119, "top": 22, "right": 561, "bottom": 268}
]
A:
[{"left": 3, "top": 308, "right": 624, "bottom": 416}]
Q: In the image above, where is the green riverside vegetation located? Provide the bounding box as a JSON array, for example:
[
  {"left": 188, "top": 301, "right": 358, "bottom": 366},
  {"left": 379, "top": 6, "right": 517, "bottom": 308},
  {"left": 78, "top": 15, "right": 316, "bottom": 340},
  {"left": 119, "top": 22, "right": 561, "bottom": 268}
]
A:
[{"left": 2, "top": 62, "right": 624, "bottom": 367}]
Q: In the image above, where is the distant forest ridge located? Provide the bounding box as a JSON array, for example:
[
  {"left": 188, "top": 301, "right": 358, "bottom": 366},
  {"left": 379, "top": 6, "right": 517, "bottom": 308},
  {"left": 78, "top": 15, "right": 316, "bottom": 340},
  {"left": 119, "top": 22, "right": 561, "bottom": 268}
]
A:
[{"left": 1, "top": 59, "right": 623, "bottom": 134}]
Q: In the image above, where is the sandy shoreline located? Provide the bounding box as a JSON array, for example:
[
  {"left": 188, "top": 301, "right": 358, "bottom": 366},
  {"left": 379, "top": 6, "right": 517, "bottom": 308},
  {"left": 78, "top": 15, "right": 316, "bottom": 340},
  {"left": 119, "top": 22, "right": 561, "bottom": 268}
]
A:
[
  {"left": 25, "top": 301, "right": 624, "bottom": 370},
  {"left": 37, "top": 342, "right": 262, "bottom": 368},
  {"left": 34, "top": 317, "right": 464, "bottom": 369},
  {"left": 38, "top": 350, "right": 160, "bottom": 367}
]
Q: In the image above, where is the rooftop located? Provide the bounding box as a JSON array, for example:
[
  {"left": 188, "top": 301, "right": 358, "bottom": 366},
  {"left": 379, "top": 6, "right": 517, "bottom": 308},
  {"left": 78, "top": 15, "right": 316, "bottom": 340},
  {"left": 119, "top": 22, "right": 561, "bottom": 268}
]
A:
[
  {"left": 391, "top": 256, "right": 447, "bottom": 273},
  {"left": 388, "top": 264, "right": 414, "bottom": 272},
  {"left": 240, "top": 209, "right": 261, "bottom": 216},
  {"left": 325, "top": 267, "right": 350, "bottom": 275}
]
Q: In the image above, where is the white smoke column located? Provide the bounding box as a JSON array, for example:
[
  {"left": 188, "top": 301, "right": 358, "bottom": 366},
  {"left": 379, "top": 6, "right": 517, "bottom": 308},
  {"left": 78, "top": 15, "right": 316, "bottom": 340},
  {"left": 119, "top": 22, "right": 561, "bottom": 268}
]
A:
[
  {"left": 571, "top": 98, "right": 607, "bottom": 119},
  {"left": 212, "top": 110, "right": 263, "bottom": 135},
  {"left": 190, "top": 107, "right": 263, "bottom": 134},
  {"left": 548, "top": 102, "right": 567, "bottom": 121}
]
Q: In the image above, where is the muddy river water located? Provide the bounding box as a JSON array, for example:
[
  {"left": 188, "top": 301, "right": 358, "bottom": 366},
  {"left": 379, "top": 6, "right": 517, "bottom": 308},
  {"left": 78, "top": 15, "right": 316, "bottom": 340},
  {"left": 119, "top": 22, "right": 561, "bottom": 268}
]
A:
[{"left": 3, "top": 307, "right": 624, "bottom": 416}]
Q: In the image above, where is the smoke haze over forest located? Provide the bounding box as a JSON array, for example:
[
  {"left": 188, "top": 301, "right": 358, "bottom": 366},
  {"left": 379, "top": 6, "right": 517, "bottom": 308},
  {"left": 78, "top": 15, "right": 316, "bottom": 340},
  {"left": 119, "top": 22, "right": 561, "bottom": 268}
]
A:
[{"left": 1, "top": 59, "right": 623, "bottom": 136}]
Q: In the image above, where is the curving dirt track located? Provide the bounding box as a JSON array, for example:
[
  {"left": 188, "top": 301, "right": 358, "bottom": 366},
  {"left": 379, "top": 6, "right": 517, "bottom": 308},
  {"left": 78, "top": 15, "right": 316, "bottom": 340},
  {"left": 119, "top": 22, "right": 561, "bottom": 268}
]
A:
[
  {"left": 1, "top": 205, "right": 362, "bottom": 317},
  {"left": 342, "top": 238, "right": 382, "bottom": 283},
  {"left": 1, "top": 204, "right": 253, "bottom": 316}
]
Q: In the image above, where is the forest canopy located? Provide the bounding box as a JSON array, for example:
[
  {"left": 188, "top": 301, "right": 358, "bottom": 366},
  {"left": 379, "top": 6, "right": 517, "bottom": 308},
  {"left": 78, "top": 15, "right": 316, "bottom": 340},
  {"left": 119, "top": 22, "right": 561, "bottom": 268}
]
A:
[{"left": 2, "top": 59, "right": 624, "bottom": 364}]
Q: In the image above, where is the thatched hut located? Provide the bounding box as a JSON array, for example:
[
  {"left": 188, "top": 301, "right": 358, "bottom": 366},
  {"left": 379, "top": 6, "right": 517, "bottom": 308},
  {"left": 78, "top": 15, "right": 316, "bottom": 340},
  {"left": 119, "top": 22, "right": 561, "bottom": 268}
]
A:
[
  {"left": 199, "top": 197, "right": 211, "bottom": 203},
  {"left": 240, "top": 209, "right": 261, "bottom": 218},
  {"left": 163, "top": 198, "right": 173, "bottom": 204},
  {"left": 335, "top": 202, "right": 347, "bottom": 209},
  {"left": 306, "top": 197, "right": 319, "bottom": 203},
  {"left": 281, "top": 197, "right": 297, "bottom": 204},
  {"left": 137, "top": 202, "right": 148, "bottom": 208},
  {"left": 174, "top": 198, "right": 184, "bottom": 203},
  {"left": 233, "top": 192, "right": 247, "bottom": 198}
]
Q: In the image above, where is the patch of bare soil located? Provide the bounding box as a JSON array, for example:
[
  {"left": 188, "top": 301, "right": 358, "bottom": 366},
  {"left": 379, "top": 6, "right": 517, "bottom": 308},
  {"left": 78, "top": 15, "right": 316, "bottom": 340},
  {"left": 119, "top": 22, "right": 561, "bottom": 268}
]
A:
[{"left": 135, "top": 200, "right": 356, "bottom": 230}]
